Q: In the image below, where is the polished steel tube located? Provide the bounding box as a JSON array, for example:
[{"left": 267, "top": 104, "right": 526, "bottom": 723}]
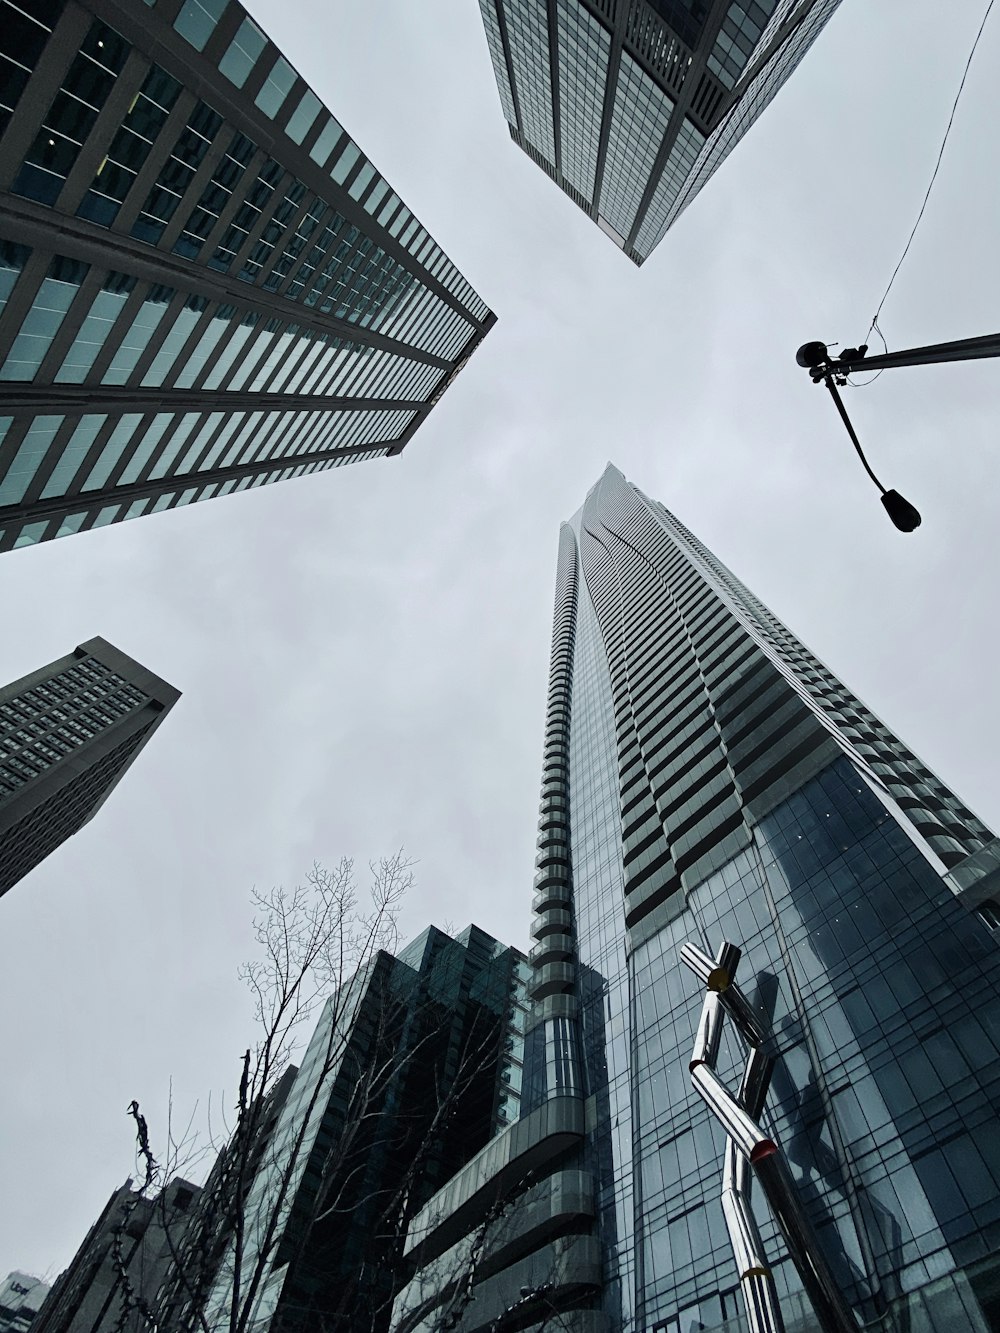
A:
[
  {"left": 690, "top": 1063, "right": 777, "bottom": 1162},
  {"left": 752, "top": 1151, "right": 858, "bottom": 1333},
  {"left": 739, "top": 1046, "right": 775, "bottom": 1120},
  {"left": 683, "top": 938, "right": 859, "bottom": 1333},
  {"left": 691, "top": 991, "right": 724, "bottom": 1071}
]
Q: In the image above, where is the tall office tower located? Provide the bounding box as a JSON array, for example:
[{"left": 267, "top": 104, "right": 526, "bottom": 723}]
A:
[
  {"left": 0, "top": 636, "right": 179, "bottom": 898},
  {"left": 197, "top": 924, "right": 529, "bottom": 1333},
  {"left": 478, "top": 0, "right": 841, "bottom": 263},
  {"left": 394, "top": 464, "right": 1000, "bottom": 1333},
  {"left": 32, "top": 1178, "right": 200, "bottom": 1333},
  {"left": 0, "top": 1274, "right": 50, "bottom": 1333},
  {"left": 0, "top": 0, "right": 494, "bottom": 555}
]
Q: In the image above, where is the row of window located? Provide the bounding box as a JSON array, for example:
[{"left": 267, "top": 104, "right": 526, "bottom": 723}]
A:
[
  {"left": 0, "top": 245, "right": 448, "bottom": 402},
  {"left": 0, "top": 449, "right": 387, "bottom": 552},
  {"left": 1, "top": 6, "right": 486, "bottom": 338},
  {"left": 168, "top": 0, "right": 487, "bottom": 319}
]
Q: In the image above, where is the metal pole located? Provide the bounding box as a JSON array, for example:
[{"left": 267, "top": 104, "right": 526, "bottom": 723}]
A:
[{"left": 804, "top": 330, "right": 1000, "bottom": 379}]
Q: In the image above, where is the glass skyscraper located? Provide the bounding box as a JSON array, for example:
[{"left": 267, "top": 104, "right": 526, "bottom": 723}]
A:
[
  {"left": 201, "top": 924, "right": 529, "bottom": 1333},
  {"left": 0, "top": 635, "right": 179, "bottom": 898},
  {"left": 394, "top": 465, "right": 1000, "bottom": 1333},
  {"left": 0, "top": 0, "right": 494, "bottom": 554},
  {"left": 478, "top": 0, "right": 842, "bottom": 263}
]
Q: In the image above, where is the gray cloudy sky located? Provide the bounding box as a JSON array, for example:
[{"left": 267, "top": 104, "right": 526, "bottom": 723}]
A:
[{"left": 3, "top": 0, "right": 999, "bottom": 1280}]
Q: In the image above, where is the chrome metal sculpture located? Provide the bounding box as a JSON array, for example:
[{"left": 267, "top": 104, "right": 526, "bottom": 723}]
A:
[{"left": 680, "top": 941, "right": 857, "bottom": 1333}]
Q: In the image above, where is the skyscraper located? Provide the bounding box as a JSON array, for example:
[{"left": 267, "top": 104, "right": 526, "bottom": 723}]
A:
[
  {"left": 31, "top": 1178, "right": 200, "bottom": 1333},
  {"left": 198, "top": 924, "right": 529, "bottom": 1333},
  {"left": 478, "top": 0, "right": 841, "bottom": 263},
  {"left": 0, "top": 0, "right": 494, "bottom": 554},
  {"left": 0, "top": 636, "right": 179, "bottom": 898},
  {"left": 394, "top": 465, "right": 1000, "bottom": 1333}
]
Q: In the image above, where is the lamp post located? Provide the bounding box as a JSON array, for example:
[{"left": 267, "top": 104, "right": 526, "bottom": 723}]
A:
[{"left": 796, "top": 330, "right": 1000, "bottom": 531}]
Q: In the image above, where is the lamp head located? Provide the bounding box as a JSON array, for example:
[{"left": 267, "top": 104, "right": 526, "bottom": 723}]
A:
[
  {"left": 881, "top": 489, "right": 922, "bottom": 532},
  {"left": 796, "top": 341, "right": 829, "bottom": 369}
]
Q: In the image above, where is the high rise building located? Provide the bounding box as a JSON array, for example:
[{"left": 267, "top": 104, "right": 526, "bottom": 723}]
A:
[
  {"left": 0, "top": 1274, "right": 50, "bottom": 1333},
  {"left": 31, "top": 1178, "right": 200, "bottom": 1333},
  {"left": 197, "top": 924, "right": 529, "bottom": 1333},
  {"left": 0, "top": 0, "right": 494, "bottom": 554},
  {"left": 394, "top": 464, "right": 1000, "bottom": 1333},
  {"left": 478, "top": 0, "right": 841, "bottom": 263},
  {"left": 0, "top": 636, "right": 179, "bottom": 898}
]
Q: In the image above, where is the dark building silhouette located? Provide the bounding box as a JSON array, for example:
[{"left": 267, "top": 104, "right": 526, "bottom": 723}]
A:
[
  {"left": 194, "top": 924, "right": 529, "bottom": 1333},
  {"left": 0, "top": 0, "right": 494, "bottom": 554},
  {"left": 0, "top": 636, "right": 179, "bottom": 898},
  {"left": 394, "top": 465, "right": 1000, "bottom": 1333},
  {"left": 32, "top": 1178, "right": 199, "bottom": 1333},
  {"left": 478, "top": 0, "right": 842, "bottom": 263}
]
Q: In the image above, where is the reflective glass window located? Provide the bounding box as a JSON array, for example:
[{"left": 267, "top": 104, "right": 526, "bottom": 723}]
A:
[
  {"left": 363, "top": 179, "right": 389, "bottom": 215},
  {"left": 55, "top": 512, "right": 88, "bottom": 538},
  {"left": 0, "top": 241, "right": 29, "bottom": 318},
  {"left": 174, "top": 305, "right": 234, "bottom": 387},
  {"left": 254, "top": 55, "right": 295, "bottom": 117},
  {"left": 91, "top": 504, "right": 120, "bottom": 527},
  {"left": 81, "top": 413, "right": 143, "bottom": 490},
  {"left": 41, "top": 414, "right": 107, "bottom": 498},
  {"left": 13, "top": 521, "right": 49, "bottom": 547},
  {"left": 118, "top": 414, "right": 172, "bottom": 484},
  {"left": 330, "top": 140, "right": 359, "bottom": 183},
  {"left": 148, "top": 413, "right": 200, "bottom": 478},
  {"left": 12, "top": 21, "right": 130, "bottom": 205},
  {"left": 132, "top": 102, "right": 224, "bottom": 245},
  {"left": 103, "top": 285, "right": 173, "bottom": 384},
  {"left": 55, "top": 273, "right": 135, "bottom": 382},
  {"left": 0, "top": 416, "right": 63, "bottom": 504},
  {"left": 78, "top": 65, "right": 182, "bottom": 226},
  {"left": 176, "top": 412, "right": 223, "bottom": 473},
  {"left": 203, "top": 311, "right": 258, "bottom": 388},
  {"left": 173, "top": 0, "right": 226, "bottom": 50},
  {"left": 348, "top": 161, "right": 375, "bottom": 201},
  {"left": 140, "top": 296, "right": 207, "bottom": 386},
  {"left": 0, "top": 257, "right": 88, "bottom": 381},
  {"left": 219, "top": 18, "right": 267, "bottom": 88},
  {"left": 286, "top": 89, "right": 320, "bottom": 144},
  {"left": 309, "top": 117, "right": 343, "bottom": 166}
]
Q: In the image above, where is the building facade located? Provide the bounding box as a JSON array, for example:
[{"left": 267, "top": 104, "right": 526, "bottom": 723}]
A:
[
  {"left": 0, "top": 0, "right": 494, "bottom": 554},
  {"left": 198, "top": 924, "right": 529, "bottom": 1333},
  {"left": 0, "top": 1274, "right": 50, "bottom": 1333},
  {"left": 478, "top": 0, "right": 841, "bottom": 263},
  {"left": 0, "top": 636, "right": 179, "bottom": 898},
  {"left": 394, "top": 464, "right": 1000, "bottom": 1333},
  {"left": 31, "top": 1178, "right": 199, "bottom": 1333}
]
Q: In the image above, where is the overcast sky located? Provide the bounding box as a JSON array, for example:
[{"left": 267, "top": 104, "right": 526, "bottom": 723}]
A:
[{"left": 2, "top": 0, "right": 998, "bottom": 1280}]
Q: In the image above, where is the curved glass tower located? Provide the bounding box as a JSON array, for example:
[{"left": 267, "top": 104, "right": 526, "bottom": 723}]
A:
[{"left": 395, "top": 464, "right": 1000, "bottom": 1333}]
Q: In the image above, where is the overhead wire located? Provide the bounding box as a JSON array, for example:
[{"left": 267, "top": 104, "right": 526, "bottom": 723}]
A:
[{"left": 846, "top": 0, "right": 995, "bottom": 388}]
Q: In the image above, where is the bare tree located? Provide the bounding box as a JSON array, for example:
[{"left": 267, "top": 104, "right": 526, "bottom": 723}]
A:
[{"left": 108, "top": 855, "right": 514, "bottom": 1333}]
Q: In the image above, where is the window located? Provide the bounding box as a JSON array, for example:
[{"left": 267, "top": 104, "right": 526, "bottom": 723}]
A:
[
  {"left": 55, "top": 274, "right": 134, "bottom": 382},
  {"left": 1, "top": 257, "right": 88, "bottom": 381},
  {"left": 286, "top": 89, "right": 320, "bottom": 144},
  {"left": 219, "top": 18, "right": 267, "bottom": 88},
  {"left": 977, "top": 901, "right": 1000, "bottom": 933},
  {"left": 174, "top": 0, "right": 226, "bottom": 51},
  {"left": 255, "top": 55, "right": 295, "bottom": 118}
]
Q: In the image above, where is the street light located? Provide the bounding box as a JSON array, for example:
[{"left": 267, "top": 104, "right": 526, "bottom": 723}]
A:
[{"left": 796, "top": 328, "right": 1000, "bottom": 531}]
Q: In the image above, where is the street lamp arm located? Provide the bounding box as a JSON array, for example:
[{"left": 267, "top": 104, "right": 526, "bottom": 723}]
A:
[{"left": 798, "top": 332, "right": 1000, "bottom": 380}]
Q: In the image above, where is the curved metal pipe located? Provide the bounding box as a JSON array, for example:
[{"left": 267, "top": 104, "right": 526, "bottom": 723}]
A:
[{"left": 681, "top": 937, "right": 859, "bottom": 1333}]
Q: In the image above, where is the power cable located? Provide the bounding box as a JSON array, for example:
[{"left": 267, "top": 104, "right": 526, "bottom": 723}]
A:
[{"left": 849, "top": 0, "right": 995, "bottom": 385}]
